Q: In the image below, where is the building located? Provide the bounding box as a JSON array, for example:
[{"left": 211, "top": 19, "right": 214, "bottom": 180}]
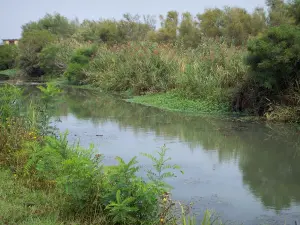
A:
[{"left": 2, "top": 39, "right": 19, "bottom": 45}]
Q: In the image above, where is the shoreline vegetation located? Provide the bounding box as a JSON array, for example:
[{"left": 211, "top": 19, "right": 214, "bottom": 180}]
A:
[{"left": 1, "top": 0, "right": 300, "bottom": 122}]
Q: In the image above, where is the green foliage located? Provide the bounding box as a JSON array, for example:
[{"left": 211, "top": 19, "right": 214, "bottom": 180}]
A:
[
  {"left": 0, "top": 169, "right": 63, "bottom": 225},
  {"left": 24, "top": 83, "right": 62, "bottom": 137},
  {"left": 178, "top": 12, "right": 202, "bottom": 48},
  {"left": 87, "top": 42, "right": 177, "bottom": 94},
  {"left": 39, "top": 45, "right": 62, "bottom": 76},
  {"left": 141, "top": 145, "right": 183, "bottom": 188},
  {"left": 19, "top": 30, "right": 56, "bottom": 76},
  {"left": 64, "top": 63, "right": 86, "bottom": 84},
  {"left": 0, "top": 84, "right": 22, "bottom": 121},
  {"left": 22, "top": 13, "right": 78, "bottom": 38},
  {"left": 289, "top": 0, "right": 300, "bottom": 25},
  {"left": 39, "top": 39, "right": 84, "bottom": 76},
  {"left": 197, "top": 8, "right": 224, "bottom": 38},
  {"left": 64, "top": 45, "right": 97, "bottom": 84},
  {"left": 266, "top": 0, "right": 295, "bottom": 26},
  {"left": 246, "top": 25, "right": 300, "bottom": 91},
  {"left": 0, "top": 44, "right": 18, "bottom": 70},
  {"left": 131, "top": 92, "right": 229, "bottom": 113},
  {"left": 105, "top": 190, "right": 138, "bottom": 224}
]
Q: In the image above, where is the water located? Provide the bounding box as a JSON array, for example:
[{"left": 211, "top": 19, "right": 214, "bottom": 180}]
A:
[{"left": 33, "top": 87, "right": 300, "bottom": 224}]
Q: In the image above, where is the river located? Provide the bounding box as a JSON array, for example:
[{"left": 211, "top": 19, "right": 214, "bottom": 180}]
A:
[{"left": 28, "top": 86, "right": 300, "bottom": 224}]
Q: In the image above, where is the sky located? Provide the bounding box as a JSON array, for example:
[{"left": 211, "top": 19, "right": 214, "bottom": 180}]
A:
[{"left": 0, "top": 0, "right": 266, "bottom": 40}]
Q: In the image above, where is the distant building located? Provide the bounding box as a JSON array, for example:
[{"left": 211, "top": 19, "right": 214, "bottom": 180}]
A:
[{"left": 2, "top": 39, "right": 19, "bottom": 45}]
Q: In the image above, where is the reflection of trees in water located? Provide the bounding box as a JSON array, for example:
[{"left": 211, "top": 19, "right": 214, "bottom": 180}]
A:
[
  {"left": 60, "top": 87, "right": 300, "bottom": 211},
  {"left": 235, "top": 127, "right": 300, "bottom": 211}
]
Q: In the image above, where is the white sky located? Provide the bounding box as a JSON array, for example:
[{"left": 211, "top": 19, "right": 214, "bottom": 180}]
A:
[{"left": 0, "top": 0, "right": 266, "bottom": 40}]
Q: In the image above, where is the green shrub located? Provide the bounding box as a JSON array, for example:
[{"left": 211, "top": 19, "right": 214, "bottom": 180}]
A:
[
  {"left": 64, "top": 63, "right": 87, "bottom": 84},
  {"left": 70, "top": 54, "right": 89, "bottom": 64},
  {"left": 64, "top": 45, "right": 97, "bottom": 84},
  {"left": 247, "top": 25, "right": 300, "bottom": 92}
]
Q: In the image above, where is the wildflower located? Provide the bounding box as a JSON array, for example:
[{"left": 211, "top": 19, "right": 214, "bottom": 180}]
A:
[
  {"left": 33, "top": 136, "right": 37, "bottom": 139},
  {"left": 163, "top": 198, "right": 167, "bottom": 203},
  {"left": 160, "top": 218, "right": 164, "bottom": 223}
]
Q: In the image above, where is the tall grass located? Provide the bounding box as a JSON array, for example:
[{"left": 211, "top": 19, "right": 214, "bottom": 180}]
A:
[{"left": 83, "top": 39, "right": 247, "bottom": 108}]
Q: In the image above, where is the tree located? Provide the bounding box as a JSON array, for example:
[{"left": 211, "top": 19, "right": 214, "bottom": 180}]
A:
[
  {"left": 156, "top": 11, "right": 179, "bottom": 42},
  {"left": 22, "top": 13, "right": 78, "bottom": 38},
  {"left": 0, "top": 45, "right": 18, "bottom": 70},
  {"left": 19, "top": 30, "right": 55, "bottom": 76},
  {"left": 266, "top": 0, "right": 295, "bottom": 26},
  {"left": 222, "top": 7, "right": 253, "bottom": 45},
  {"left": 197, "top": 8, "right": 224, "bottom": 38},
  {"left": 247, "top": 25, "right": 300, "bottom": 92},
  {"left": 178, "top": 12, "right": 201, "bottom": 48},
  {"left": 118, "top": 14, "right": 155, "bottom": 41},
  {"left": 250, "top": 7, "right": 267, "bottom": 35},
  {"left": 288, "top": 0, "right": 300, "bottom": 25}
]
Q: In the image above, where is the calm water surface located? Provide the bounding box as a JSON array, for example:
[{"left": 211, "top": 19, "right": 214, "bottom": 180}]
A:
[{"left": 35, "top": 87, "right": 300, "bottom": 224}]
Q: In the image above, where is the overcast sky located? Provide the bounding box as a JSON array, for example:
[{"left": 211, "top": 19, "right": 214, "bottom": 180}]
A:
[{"left": 0, "top": 0, "right": 266, "bottom": 40}]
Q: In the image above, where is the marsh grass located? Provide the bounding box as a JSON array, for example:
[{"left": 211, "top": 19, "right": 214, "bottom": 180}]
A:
[{"left": 80, "top": 39, "right": 247, "bottom": 111}]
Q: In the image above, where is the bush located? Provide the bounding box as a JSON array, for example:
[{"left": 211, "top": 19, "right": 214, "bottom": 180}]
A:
[
  {"left": 0, "top": 45, "right": 18, "bottom": 70},
  {"left": 247, "top": 25, "right": 300, "bottom": 92},
  {"left": 64, "top": 45, "right": 97, "bottom": 84}
]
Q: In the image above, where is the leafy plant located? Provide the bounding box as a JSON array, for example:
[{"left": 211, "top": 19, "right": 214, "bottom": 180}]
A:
[
  {"left": 105, "top": 190, "right": 138, "bottom": 224},
  {"left": 141, "top": 145, "right": 183, "bottom": 189}
]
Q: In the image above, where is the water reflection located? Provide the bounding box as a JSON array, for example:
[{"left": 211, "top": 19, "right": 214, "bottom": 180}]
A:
[{"left": 58, "top": 87, "right": 300, "bottom": 212}]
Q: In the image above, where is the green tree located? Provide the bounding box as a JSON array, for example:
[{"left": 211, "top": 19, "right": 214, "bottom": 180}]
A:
[
  {"left": 118, "top": 14, "right": 155, "bottom": 41},
  {"left": 22, "top": 13, "right": 78, "bottom": 38},
  {"left": 250, "top": 7, "right": 267, "bottom": 35},
  {"left": 247, "top": 25, "right": 300, "bottom": 92},
  {"left": 178, "top": 12, "right": 201, "bottom": 48},
  {"left": 288, "top": 0, "right": 300, "bottom": 25},
  {"left": 19, "top": 30, "right": 55, "bottom": 76},
  {"left": 197, "top": 8, "right": 224, "bottom": 38},
  {"left": 156, "top": 11, "right": 179, "bottom": 42},
  {"left": 76, "top": 19, "right": 121, "bottom": 44},
  {"left": 222, "top": 7, "right": 252, "bottom": 45},
  {"left": 266, "top": 0, "right": 295, "bottom": 26},
  {"left": 0, "top": 45, "right": 18, "bottom": 70}
]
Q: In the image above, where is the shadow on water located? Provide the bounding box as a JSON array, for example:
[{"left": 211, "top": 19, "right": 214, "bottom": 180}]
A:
[{"left": 22, "top": 86, "right": 300, "bottom": 223}]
